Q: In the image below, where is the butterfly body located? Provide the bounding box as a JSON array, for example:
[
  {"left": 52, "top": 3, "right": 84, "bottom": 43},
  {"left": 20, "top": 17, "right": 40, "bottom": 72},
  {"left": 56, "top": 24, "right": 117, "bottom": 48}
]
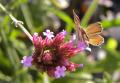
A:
[{"left": 73, "top": 11, "right": 104, "bottom": 46}]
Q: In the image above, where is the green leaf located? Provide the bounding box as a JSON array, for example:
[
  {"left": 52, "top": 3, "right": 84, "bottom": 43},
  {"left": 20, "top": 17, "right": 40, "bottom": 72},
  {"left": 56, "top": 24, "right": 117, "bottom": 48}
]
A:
[
  {"left": 106, "top": 38, "right": 118, "bottom": 50},
  {"left": 104, "top": 72, "right": 113, "bottom": 83},
  {"left": 114, "top": 18, "right": 120, "bottom": 26},
  {"left": 101, "top": 20, "right": 113, "bottom": 29}
]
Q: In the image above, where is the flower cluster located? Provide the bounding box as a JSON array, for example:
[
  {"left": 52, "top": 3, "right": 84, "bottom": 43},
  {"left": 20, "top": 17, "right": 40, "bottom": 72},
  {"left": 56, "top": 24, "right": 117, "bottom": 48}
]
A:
[{"left": 21, "top": 29, "right": 87, "bottom": 78}]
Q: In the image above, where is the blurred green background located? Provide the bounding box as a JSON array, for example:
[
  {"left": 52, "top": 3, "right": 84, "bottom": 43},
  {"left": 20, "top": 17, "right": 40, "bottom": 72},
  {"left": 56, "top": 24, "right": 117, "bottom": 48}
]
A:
[{"left": 0, "top": 0, "right": 120, "bottom": 83}]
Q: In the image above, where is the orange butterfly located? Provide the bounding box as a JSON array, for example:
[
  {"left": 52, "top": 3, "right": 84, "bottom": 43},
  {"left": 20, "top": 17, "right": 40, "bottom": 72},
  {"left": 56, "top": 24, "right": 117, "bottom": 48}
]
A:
[{"left": 73, "top": 11, "right": 104, "bottom": 46}]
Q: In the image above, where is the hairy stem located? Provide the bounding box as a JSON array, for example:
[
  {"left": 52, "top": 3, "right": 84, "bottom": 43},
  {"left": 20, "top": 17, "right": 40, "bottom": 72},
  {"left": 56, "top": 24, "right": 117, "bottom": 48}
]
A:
[{"left": 0, "top": 3, "right": 33, "bottom": 41}]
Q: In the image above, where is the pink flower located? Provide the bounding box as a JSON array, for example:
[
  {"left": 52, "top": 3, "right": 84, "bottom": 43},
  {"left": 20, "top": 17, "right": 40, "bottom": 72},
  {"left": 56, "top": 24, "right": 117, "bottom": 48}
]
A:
[
  {"left": 99, "top": 0, "right": 113, "bottom": 7},
  {"left": 21, "top": 29, "right": 85, "bottom": 78}
]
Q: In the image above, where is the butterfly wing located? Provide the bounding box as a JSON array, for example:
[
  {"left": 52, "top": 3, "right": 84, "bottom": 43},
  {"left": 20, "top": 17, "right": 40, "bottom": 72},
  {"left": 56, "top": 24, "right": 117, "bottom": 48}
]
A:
[
  {"left": 73, "top": 10, "right": 83, "bottom": 41},
  {"left": 73, "top": 10, "right": 81, "bottom": 27},
  {"left": 85, "top": 22, "right": 103, "bottom": 36},
  {"left": 88, "top": 35, "right": 104, "bottom": 46},
  {"left": 73, "top": 10, "right": 89, "bottom": 42},
  {"left": 84, "top": 22, "right": 104, "bottom": 46}
]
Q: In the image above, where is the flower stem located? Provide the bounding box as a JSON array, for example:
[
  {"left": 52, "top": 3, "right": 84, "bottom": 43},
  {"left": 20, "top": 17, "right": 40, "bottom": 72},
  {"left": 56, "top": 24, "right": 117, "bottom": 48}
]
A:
[
  {"left": 43, "top": 72, "right": 50, "bottom": 83},
  {"left": 0, "top": 3, "right": 33, "bottom": 41}
]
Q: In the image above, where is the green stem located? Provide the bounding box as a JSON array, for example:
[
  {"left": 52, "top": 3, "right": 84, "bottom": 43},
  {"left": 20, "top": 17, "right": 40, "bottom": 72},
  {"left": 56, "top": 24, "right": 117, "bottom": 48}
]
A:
[
  {"left": 81, "top": 0, "right": 99, "bottom": 27},
  {"left": 43, "top": 73, "right": 50, "bottom": 83},
  {"left": 0, "top": 3, "right": 33, "bottom": 41}
]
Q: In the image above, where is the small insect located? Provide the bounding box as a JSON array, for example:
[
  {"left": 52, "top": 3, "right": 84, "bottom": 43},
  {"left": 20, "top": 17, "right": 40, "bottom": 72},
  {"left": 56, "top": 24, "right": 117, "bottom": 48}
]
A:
[{"left": 73, "top": 10, "right": 104, "bottom": 46}]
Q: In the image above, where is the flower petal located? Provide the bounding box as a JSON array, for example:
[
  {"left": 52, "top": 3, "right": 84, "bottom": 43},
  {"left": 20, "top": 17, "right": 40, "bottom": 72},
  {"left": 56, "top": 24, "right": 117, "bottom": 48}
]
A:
[
  {"left": 21, "top": 56, "right": 33, "bottom": 67},
  {"left": 43, "top": 29, "right": 54, "bottom": 39}
]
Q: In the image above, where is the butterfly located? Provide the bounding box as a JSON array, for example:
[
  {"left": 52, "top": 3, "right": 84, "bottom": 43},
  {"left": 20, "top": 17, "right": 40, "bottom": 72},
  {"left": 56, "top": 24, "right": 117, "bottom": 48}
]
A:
[{"left": 73, "top": 10, "right": 104, "bottom": 46}]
